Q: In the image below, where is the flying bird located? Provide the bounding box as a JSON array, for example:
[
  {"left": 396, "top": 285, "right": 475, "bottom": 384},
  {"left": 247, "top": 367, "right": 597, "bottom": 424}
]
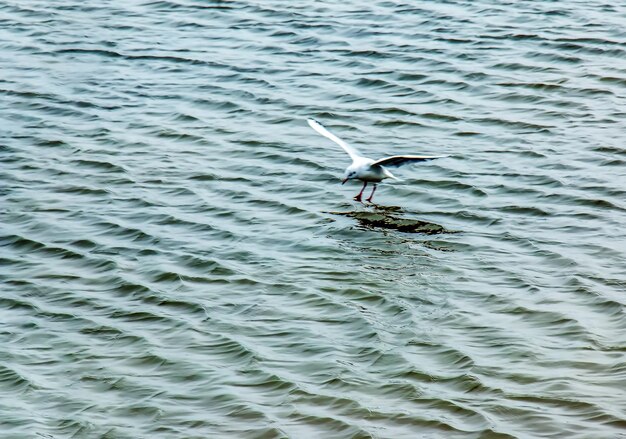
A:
[{"left": 307, "top": 118, "right": 447, "bottom": 202}]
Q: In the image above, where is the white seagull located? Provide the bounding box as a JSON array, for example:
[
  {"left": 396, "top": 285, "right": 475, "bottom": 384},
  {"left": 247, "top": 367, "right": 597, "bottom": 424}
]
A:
[{"left": 307, "top": 118, "right": 447, "bottom": 202}]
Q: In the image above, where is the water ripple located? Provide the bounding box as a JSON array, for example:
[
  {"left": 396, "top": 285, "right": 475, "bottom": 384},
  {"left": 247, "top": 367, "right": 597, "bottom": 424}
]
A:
[{"left": 1, "top": 0, "right": 625, "bottom": 437}]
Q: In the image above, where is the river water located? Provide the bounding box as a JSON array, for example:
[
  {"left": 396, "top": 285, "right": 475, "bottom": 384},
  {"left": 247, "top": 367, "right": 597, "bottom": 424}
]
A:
[{"left": 1, "top": 1, "right": 625, "bottom": 438}]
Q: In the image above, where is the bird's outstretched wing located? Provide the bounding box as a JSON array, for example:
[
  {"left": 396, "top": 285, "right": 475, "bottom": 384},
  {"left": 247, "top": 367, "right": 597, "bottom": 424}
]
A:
[
  {"left": 372, "top": 155, "right": 448, "bottom": 168},
  {"left": 307, "top": 118, "right": 361, "bottom": 161}
]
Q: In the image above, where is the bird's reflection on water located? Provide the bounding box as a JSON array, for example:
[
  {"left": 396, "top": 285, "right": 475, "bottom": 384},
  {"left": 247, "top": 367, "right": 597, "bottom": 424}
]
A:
[{"left": 329, "top": 204, "right": 454, "bottom": 234}]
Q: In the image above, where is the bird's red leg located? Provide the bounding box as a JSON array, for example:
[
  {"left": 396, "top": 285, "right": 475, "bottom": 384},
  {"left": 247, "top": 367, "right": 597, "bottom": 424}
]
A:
[
  {"left": 366, "top": 184, "right": 377, "bottom": 203},
  {"left": 354, "top": 181, "right": 367, "bottom": 202}
]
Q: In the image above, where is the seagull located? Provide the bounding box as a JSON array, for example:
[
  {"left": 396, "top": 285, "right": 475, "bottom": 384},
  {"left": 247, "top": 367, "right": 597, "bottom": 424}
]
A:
[{"left": 307, "top": 118, "right": 447, "bottom": 202}]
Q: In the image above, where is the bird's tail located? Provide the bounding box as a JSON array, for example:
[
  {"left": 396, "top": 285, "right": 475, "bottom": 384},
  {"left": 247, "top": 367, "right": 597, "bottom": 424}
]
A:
[{"left": 383, "top": 168, "right": 401, "bottom": 181}]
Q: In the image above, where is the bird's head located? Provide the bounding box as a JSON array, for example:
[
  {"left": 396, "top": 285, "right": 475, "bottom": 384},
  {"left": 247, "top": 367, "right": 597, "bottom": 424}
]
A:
[{"left": 342, "top": 166, "right": 358, "bottom": 184}]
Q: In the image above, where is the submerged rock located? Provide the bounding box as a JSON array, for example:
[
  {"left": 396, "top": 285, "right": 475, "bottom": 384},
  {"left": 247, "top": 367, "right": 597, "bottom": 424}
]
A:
[{"left": 331, "top": 208, "right": 452, "bottom": 234}]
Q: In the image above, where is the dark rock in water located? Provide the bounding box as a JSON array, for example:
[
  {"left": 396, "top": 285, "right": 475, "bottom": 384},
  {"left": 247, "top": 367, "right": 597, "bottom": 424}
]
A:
[
  {"left": 350, "top": 212, "right": 448, "bottom": 234},
  {"left": 331, "top": 208, "right": 451, "bottom": 234}
]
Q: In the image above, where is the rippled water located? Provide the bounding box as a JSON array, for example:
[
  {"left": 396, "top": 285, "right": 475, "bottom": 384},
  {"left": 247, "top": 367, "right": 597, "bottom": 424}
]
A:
[{"left": 2, "top": 1, "right": 626, "bottom": 437}]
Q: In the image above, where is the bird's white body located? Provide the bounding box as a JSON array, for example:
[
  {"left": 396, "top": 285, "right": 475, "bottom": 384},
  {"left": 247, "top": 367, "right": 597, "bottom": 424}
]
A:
[
  {"left": 346, "top": 157, "right": 394, "bottom": 182},
  {"left": 307, "top": 118, "right": 447, "bottom": 202}
]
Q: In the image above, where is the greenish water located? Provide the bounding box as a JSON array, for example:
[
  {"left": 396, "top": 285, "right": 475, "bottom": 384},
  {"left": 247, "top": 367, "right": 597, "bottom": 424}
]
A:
[{"left": 1, "top": 1, "right": 625, "bottom": 438}]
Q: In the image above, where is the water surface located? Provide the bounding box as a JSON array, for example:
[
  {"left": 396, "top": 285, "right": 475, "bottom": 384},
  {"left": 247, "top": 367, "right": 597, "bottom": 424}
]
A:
[{"left": 1, "top": 1, "right": 626, "bottom": 437}]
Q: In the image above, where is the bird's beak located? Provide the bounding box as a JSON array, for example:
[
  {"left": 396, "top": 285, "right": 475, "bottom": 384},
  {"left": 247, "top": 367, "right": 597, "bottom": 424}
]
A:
[{"left": 341, "top": 178, "right": 348, "bottom": 185}]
